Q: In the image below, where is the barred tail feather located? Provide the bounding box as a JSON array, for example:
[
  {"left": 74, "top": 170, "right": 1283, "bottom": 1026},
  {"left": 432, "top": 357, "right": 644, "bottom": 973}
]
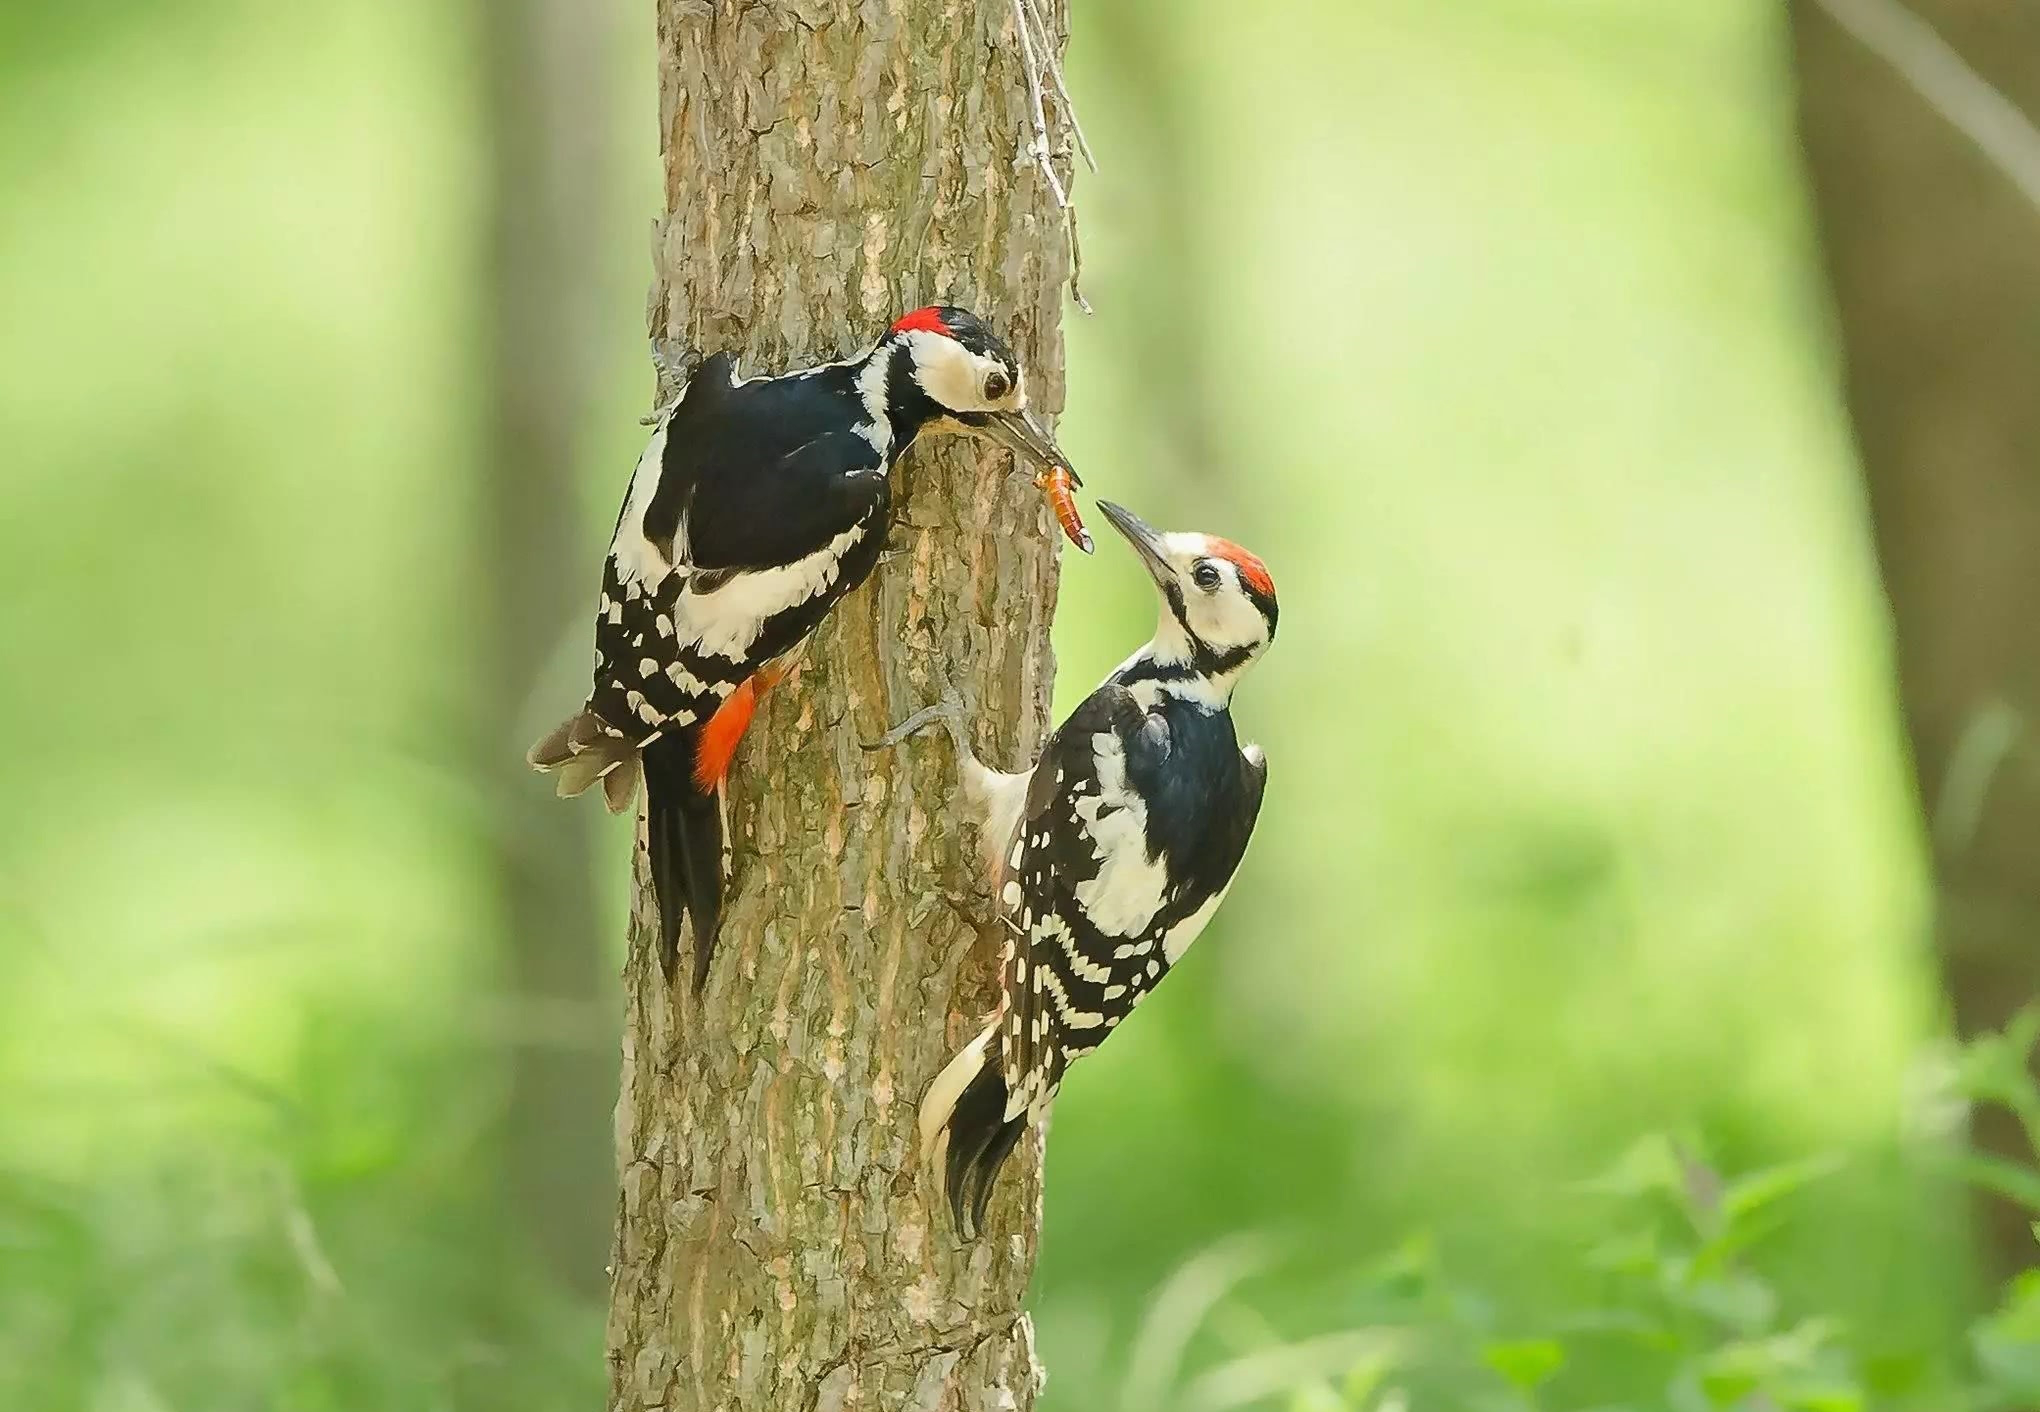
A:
[
  {"left": 642, "top": 731, "right": 725, "bottom": 992},
  {"left": 919, "top": 1023, "right": 1028, "bottom": 1239}
]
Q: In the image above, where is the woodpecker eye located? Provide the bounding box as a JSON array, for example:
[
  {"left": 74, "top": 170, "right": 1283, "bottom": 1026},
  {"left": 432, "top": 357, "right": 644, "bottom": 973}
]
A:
[
  {"left": 1192, "top": 561, "right": 1222, "bottom": 591},
  {"left": 982, "top": 369, "right": 1011, "bottom": 401}
]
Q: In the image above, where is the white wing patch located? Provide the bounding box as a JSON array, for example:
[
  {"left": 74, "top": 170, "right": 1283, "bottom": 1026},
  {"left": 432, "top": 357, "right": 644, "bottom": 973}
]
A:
[
  {"left": 1069, "top": 730, "right": 1170, "bottom": 936},
  {"left": 611, "top": 416, "right": 676, "bottom": 592},
  {"left": 674, "top": 520, "right": 871, "bottom": 661}
]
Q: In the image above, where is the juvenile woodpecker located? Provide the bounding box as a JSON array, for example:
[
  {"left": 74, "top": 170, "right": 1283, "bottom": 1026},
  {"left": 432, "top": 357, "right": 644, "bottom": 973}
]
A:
[
  {"left": 528, "top": 307, "right": 1075, "bottom": 992},
  {"left": 895, "top": 500, "right": 1278, "bottom": 1237}
]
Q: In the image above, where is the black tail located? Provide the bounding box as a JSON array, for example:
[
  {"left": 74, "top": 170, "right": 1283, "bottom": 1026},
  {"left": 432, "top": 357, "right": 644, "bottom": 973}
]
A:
[
  {"left": 641, "top": 731, "right": 724, "bottom": 992},
  {"left": 919, "top": 1025, "right": 1028, "bottom": 1239}
]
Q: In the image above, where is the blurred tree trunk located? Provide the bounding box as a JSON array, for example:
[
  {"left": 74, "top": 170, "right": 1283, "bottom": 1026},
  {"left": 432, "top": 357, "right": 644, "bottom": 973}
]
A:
[
  {"left": 480, "top": 0, "right": 623, "bottom": 1290},
  {"left": 1080, "top": 3, "right": 1218, "bottom": 485},
  {"left": 1790, "top": 0, "right": 2040, "bottom": 1284},
  {"left": 604, "top": 5, "right": 1075, "bottom": 1409}
]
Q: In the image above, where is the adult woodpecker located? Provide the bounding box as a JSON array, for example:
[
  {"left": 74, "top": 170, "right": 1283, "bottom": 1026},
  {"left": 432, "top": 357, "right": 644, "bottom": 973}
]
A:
[
  {"left": 528, "top": 307, "right": 1076, "bottom": 992},
  {"left": 889, "top": 500, "right": 1278, "bottom": 1237}
]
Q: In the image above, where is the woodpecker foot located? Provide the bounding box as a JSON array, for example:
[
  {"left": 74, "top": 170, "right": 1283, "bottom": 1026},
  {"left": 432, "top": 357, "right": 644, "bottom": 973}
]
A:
[
  {"left": 866, "top": 688, "right": 968, "bottom": 753},
  {"left": 878, "top": 522, "right": 916, "bottom": 563}
]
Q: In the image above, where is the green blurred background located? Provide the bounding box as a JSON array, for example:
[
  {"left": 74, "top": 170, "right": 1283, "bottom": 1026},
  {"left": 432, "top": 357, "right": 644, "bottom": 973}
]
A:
[{"left": 6, "top": 0, "right": 2029, "bottom": 1407}]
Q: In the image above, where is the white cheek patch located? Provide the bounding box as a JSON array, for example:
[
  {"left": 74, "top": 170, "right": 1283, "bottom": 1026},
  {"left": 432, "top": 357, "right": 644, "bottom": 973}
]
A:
[
  {"left": 907, "top": 330, "right": 1006, "bottom": 413},
  {"left": 1184, "top": 561, "right": 1268, "bottom": 651},
  {"left": 1190, "top": 590, "right": 1259, "bottom": 647}
]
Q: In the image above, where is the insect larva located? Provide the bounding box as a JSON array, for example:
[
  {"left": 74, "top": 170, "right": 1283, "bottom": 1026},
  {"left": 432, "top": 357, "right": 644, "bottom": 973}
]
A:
[{"left": 1035, "top": 465, "right": 1093, "bottom": 554}]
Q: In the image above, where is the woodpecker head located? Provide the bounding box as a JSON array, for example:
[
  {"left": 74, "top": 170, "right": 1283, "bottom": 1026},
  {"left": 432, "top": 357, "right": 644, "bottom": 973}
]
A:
[
  {"left": 885, "top": 305, "right": 1072, "bottom": 477},
  {"left": 1099, "top": 500, "right": 1278, "bottom": 691}
]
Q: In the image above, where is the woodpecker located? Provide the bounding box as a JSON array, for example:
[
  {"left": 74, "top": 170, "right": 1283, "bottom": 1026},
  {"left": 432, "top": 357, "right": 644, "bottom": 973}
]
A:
[
  {"left": 528, "top": 307, "right": 1075, "bottom": 992},
  {"left": 890, "top": 500, "right": 1278, "bottom": 1237}
]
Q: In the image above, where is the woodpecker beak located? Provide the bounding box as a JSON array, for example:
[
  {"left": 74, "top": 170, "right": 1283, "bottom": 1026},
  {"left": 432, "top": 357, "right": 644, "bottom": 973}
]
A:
[
  {"left": 977, "top": 409, "right": 1078, "bottom": 484},
  {"left": 1098, "top": 501, "right": 1173, "bottom": 584}
]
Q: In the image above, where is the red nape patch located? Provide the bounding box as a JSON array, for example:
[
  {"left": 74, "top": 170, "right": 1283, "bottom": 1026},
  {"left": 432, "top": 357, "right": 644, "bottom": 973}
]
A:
[
  {"left": 691, "top": 663, "right": 788, "bottom": 793},
  {"left": 890, "top": 306, "right": 952, "bottom": 337},
  {"left": 1209, "top": 538, "right": 1276, "bottom": 599}
]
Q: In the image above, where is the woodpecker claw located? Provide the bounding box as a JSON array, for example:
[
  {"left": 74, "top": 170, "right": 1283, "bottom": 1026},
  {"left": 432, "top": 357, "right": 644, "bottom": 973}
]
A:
[
  {"left": 647, "top": 337, "right": 701, "bottom": 419},
  {"left": 866, "top": 688, "right": 968, "bottom": 753}
]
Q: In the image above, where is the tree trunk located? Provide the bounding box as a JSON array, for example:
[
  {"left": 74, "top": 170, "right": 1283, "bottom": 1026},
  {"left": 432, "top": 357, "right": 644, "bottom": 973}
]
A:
[
  {"left": 481, "top": 0, "right": 624, "bottom": 1291},
  {"left": 1789, "top": 0, "right": 2040, "bottom": 1285},
  {"left": 605, "top": 5, "right": 1076, "bottom": 1409}
]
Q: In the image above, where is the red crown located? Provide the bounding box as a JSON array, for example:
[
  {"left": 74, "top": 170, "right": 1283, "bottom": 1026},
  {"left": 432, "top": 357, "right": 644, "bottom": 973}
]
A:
[
  {"left": 890, "top": 307, "right": 952, "bottom": 337},
  {"left": 1208, "top": 539, "right": 1274, "bottom": 598}
]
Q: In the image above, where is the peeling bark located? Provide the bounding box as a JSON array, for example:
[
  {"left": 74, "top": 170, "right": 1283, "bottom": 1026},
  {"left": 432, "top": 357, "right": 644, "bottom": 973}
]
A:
[{"left": 606, "top": 5, "right": 1076, "bottom": 1409}]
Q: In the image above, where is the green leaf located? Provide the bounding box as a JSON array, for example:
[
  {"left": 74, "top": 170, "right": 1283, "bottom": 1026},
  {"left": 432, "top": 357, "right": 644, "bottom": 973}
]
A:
[
  {"left": 1482, "top": 1338, "right": 1566, "bottom": 1392},
  {"left": 1776, "top": 1384, "right": 1864, "bottom": 1412},
  {"left": 1554, "top": 1306, "right": 1674, "bottom": 1348},
  {"left": 1719, "top": 1154, "right": 1843, "bottom": 1228},
  {"left": 1284, "top": 1386, "right": 1346, "bottom": 1412},
  {"left": 1696, "top": 1363, "right": 1760, "bottom": 1408},
  {"left": 1956, "top": 1012, "right": 2040, "bottom": 1110},
  {"left": 1682, "top": 1272, "right": 1779, "bottom": 1334},
  {"left": 1583, "top": 1228, "right": 1662, "bottom": 1277},
  {"left": 2007, "top": 1005, "right": 2040, "bottom": 1064},
  {"left": 1578, "top": 1135, "right": 1686, "bottom": 1203},
  {"left": 1954, "top": 1154, "right": 2040, "bottom": 1213},
  {"left": 1339, "top": 1350, "right": 1395, "bottom": 1408},
  {"left": 1692, "top": 1322, "right": 1841, "bottom": 1408},
  {"left": 1971, "top": 1313, "right": 2040, "bottom": 1401},
  {"left": 1980, "top": 1269, "right": 2040, "bottom": 1339},
  {"left": 1358, "top": 1232, "right": 1438, "bottom": 1301},
  {"left": 1860, "top": 1348, "right": 1931, "bottom": 1397}
]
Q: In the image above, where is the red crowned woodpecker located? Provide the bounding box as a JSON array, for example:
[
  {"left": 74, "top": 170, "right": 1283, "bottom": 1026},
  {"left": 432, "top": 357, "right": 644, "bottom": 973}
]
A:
[
  {"left": 527, "top": 308, "right": 1077, "bottom": 992},
  {"left": 883, "top": 501, "right": 1278, "bottom": 1237}
]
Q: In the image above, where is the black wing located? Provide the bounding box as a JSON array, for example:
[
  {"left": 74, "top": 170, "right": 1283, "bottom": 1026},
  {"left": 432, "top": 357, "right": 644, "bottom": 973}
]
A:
[
  {"left": 1128, "top": 703, "right": 1265, "bottom": 937},
  {"left": 648, "top": 358, "right": 892, "bottom": 573}
]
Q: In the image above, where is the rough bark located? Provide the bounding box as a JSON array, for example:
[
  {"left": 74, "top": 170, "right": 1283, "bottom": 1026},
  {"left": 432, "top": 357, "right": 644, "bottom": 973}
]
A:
[
  {"left": 1790, "top": 1, "right": 2040, "bottom": 1284},
  {"left": 480, "top": 0, "right": 623, "bottom": 1289},
  {"left": 605, "top": 5, "right": 1077, "bottom": 1409}
]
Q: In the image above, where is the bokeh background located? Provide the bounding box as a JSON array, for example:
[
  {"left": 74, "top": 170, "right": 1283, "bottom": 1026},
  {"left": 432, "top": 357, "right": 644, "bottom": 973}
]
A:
[{"left": 6, "top": 0, "right": 2038, "bottom": 1407}]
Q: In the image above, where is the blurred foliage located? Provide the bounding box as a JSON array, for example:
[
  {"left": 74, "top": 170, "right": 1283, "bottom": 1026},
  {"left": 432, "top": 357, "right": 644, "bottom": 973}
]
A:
[
  {"left": 0, "top": 0, "right": 2013, "bottom": 1407},
  {"left": 1096, "top": 1013, "right": 2040, "bottom": 1412}
]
